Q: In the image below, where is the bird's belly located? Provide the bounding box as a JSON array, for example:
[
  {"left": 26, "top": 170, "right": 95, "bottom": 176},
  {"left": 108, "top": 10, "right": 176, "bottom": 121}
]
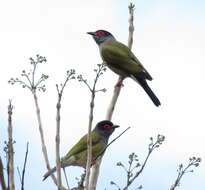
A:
[
  {"left": 73, "top": 152, "right": 88, "bottom": 168},
  {"left": 106, "top": 62, "right": 128, "bottom": 77}
]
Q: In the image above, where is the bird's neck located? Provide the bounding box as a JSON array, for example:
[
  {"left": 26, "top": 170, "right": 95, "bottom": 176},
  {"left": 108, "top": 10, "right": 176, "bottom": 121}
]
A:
[
  {"left": 94, "top": 128, "right": 111, "bottom": 142},
  {"left": 98, "top": 36, "right": 116, "bottom": 47}
]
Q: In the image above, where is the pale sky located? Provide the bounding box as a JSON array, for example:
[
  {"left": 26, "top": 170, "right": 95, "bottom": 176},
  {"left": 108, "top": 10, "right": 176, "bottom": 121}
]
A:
[{"left": 0, "top": 0, "right": 205, "bottom": 189}]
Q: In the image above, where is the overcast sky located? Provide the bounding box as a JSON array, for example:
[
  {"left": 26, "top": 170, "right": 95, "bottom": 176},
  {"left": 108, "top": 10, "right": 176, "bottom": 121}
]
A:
[{"left": 0, "top": 0, "right": 205, "bottom": 189}]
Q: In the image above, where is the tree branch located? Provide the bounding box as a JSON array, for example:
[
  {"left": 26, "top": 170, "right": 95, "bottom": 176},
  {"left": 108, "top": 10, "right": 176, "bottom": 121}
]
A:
[
  {"left": 55, "top": 70, "right": 75, "bottom": 190},
  {"left": 32, "top": 90, "right": 58, "bottom": 184},
  {"left": 9, "top": 55, "right": 59, "bottom": 185},
  {"left": 79, "top": 64, "right": 106, "bottom": 190},
  {"left": 0, "top": 157, "right": 7, "bottom": 190},
  {"left": 7, "top": 100, "right": 15, "bottom": 190},
  {"left": 90, "top": 4, "right": 135, "bottom": 190},
  {"left": 20, "top": 142, "right": 29, "bottom": 190}
]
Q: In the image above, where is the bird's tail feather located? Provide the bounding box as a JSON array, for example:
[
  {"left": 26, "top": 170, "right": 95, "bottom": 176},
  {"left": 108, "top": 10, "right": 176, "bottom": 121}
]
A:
[
  {"left": 136, "top": 78, "right": 161, "bottom": 107},
  {"left": 43, "top": 167, "right": 57, "bottom": 181},
  {"left": 43, "top": 156, "right": 74, "bottom": 181}
]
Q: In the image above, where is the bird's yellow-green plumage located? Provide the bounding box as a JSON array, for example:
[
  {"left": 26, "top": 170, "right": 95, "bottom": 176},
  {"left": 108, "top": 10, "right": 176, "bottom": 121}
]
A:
[
  {"left": 61, "top": 130, "right": 107, "bottom": 167},
  {"left": 43, "top": 120, "right": 119, "bottom": 181},
  {"left": 87, "top": 30, "right": 160, "bottom": 106},
  {"left": 100, "top": 40, "right": 152, "bottom": 79}
]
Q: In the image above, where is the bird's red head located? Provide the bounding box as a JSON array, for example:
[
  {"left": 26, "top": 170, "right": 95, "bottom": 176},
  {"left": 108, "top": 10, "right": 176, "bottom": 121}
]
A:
[
  {"left": 96, "top": 120, "right": 119, "bottom": 134},
  {"left": 87, "top": 30, "right": 111, "bottom": 36},
  {"left": 87, "top": 30, "right": 115, "bottom": 45}
]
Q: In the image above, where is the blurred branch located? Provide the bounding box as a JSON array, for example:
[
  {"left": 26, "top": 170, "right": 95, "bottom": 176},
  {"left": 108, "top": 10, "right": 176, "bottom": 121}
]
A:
[
  {"left": 90, "top": 3, "right": 136, "bottom": 190},
  {"left": 78, "top": 64, "right": 106, "bottom": 190},
  {"left": 7, "top": 100, "right": 15, "bottom": 190},
  {"left": 19, "top": 142, "right": 29, "bottom": 190},
  {"left": 169, "top": 157, "right": 202, "bottom": 190},
  {"left": 0, "top": 157, "right": 7, "bottom": 190},
  {"left": 55, "top": 69, "right": 75, "bottom": 190}
]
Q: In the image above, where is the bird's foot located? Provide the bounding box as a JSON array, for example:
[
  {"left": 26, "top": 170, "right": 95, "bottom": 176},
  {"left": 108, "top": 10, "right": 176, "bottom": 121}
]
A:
[{"left": 115, "top": 78, "right": 124, "bottom": 88}]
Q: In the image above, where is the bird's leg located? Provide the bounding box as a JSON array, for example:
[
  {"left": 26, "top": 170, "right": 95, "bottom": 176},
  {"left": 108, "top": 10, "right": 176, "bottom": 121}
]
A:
[
  {"left": 115, "top": 77, "right": 124, "bottom": 88},
  {"left": 91, "top": 160, "right": 96, "bottom": 166}
]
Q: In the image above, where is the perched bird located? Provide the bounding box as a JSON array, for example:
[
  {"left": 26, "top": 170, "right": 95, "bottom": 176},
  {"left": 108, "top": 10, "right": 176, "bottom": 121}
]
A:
[
  {"left": 43, "top": 120, "right": 119, "bottom": 180},
  {"left": 87, "top": 30, "right": 161, "bottom": 107}
]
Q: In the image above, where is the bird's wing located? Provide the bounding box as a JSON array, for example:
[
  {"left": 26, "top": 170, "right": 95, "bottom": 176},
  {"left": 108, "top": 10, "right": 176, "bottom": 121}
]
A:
[
  {"left": 131, "top": 54, "right": 152, "bottom": 80},
  {"left": 101, "top": 41, "right": 152, "bottom": 80},
  {"left": 63, "top": 131, "right": 102, "bottom": 160}
]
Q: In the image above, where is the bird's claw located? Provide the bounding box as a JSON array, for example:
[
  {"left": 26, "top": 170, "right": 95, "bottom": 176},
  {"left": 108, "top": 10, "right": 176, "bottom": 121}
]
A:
[{"left": 115, "top": 79, "right": 124, "bottom": 88}]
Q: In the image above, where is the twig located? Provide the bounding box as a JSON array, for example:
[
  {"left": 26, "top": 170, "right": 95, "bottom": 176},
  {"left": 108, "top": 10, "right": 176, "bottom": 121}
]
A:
[
  {"left": 169, "top": 157, "right": 202, "bottom": 190},
  {"left": 128, "top": 3, "right": 135, "bottom": 49},
  {"left": 85, "top": 91, "right": 94, "bottom": 190},
  {"left": 78, "top": 64, "right": 106, "bottom": 190},
  {"left": 90, "top": 4, "right": 136, "bottom": 190},
  {"left": 0, "top": 157, "right": 7, "bottom": 190},
  {"left": 7, "top": 100, "right": 15, "bottom": 190},
  {"left": 63, "top": 168, "right": 70, "bottom": 189},
  {"left": 8, "top": 55, "right": 58, "bottom": 185},
  {"left": 17, "top": 167, "right": 22, "bottom": 184},
  {"left": 93, "top": 127, "right": 131, "bottom": 162},
  {"left": 32, "top": 89, "right": 58, "bottom": 184},
  {"left": 20, "top": 142, "right": 29, "bottom": 190},
  {"left": 122, "top": 135, "right": 165, "bottom": 190},
  {"left": 55, "top": 70, "right": 75, "bottom": 190}
]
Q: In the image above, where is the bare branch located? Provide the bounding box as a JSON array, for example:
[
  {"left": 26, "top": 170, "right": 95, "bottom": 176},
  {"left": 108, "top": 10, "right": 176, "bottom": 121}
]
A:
[
  {"left": 32, "top": 89, "right": 58, "bottom": 185},
  {"left": 63, "top": 168, "right": 70, "bottom": 190},
  {"left": 0, "top": 157, "right": 7, "bottom": 190},
  {"left": 17, "top": 167, "right": 22, "bottom": 184},
  {"left": 7, "top": 100, "right": 15, "bottom": 190},
  {"left": 90, "top": 4, "right": 136, "bottom": 190},
  {"left": 18, "top": 142, "right": 29, "bottom": 190},
  {"left": 128, "top": 3, "right": 135, "bottom": 49},
  {"left": 55, "top": 70, "right": 75, "bottom": 190},
  {"left": 77, "top": 64, "right": 106, "bottom": 190},
  {"left": 8, "top": 55, "right": 59, "bottom": 185},
  {"left": 84, "top": 64, "right": 106, "bottom": 190}
]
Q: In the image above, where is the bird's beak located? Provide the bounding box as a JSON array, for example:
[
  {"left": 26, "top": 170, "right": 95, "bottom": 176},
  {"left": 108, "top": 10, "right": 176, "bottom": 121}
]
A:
[
  {"left": 87, "top": 32, "right": 95, "bottom": 36},
  {"left": 113, "top": 125, "right": 120, "bottom": 129}
]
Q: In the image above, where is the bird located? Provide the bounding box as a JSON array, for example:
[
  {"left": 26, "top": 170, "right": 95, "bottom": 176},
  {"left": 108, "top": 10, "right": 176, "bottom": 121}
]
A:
[
  {"left": 43, "top": 120, "right": 119, "bottom": 181},
  {"left": 87, "top": 30, "right": 161, "bottom": 107}
]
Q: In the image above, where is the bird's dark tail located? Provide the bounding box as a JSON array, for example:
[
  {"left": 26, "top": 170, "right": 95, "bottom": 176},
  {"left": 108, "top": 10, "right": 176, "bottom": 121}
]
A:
[
  {"left": 43, "top": 167, "right": 56, "bottom": 181},
  {"left": 136, "top": 78, "right": 161, "bottom": 107}
]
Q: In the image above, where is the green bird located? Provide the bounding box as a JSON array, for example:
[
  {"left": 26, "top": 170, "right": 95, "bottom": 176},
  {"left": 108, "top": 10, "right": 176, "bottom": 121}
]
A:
[
  {"left": 87, "top": 30, "right": 161, "bottom": 107},
  {"left": 43, "top": 120, "right": 119, "bottom": 180}
]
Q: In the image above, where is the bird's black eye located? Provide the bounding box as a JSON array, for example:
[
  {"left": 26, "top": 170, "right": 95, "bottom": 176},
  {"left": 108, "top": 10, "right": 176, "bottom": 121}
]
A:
[
  {"left": 103, "top": 124, "right": 112, "bottom": 129},
  {"left": 95, "top": 31, "right": 105, "bottom": 36}
]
